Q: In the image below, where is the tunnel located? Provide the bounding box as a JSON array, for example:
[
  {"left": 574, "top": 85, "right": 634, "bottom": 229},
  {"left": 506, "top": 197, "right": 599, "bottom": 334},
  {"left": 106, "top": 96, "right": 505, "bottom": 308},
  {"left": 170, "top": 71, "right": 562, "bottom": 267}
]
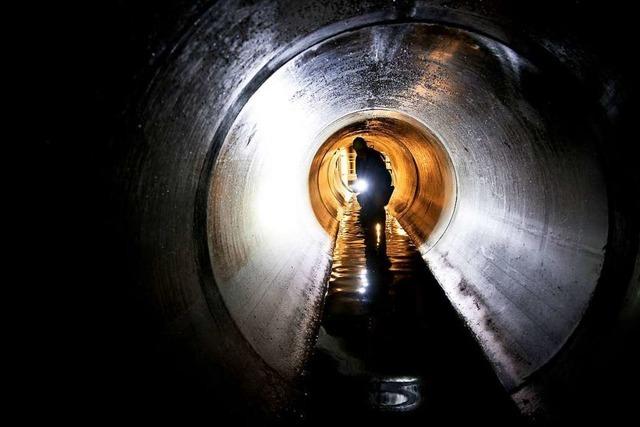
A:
[{"left": 39, "top": 0, "right": 639, "bottom": 424}]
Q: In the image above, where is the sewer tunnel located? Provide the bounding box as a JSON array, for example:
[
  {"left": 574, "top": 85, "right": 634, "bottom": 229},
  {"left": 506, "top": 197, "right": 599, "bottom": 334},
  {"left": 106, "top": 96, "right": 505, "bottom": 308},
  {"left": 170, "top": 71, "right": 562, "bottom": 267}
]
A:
[{"left": 113, "top": 1, "right": 639, "bottom": 423}]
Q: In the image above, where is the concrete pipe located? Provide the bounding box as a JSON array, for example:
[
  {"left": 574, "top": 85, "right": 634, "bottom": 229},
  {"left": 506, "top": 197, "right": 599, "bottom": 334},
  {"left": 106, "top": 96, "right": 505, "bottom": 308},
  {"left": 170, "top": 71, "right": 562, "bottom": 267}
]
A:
[{"left": 101, "top": 0, "right": 638, "bottom": 423}]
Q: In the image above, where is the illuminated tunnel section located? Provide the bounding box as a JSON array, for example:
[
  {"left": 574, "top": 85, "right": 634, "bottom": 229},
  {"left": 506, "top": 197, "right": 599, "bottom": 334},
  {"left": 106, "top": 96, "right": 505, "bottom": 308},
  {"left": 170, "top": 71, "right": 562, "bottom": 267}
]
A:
[
  {"left": 206, "top": 22, "right": 607, "bottom": 393},
  {"left": 129, "top": 1, "right": 637, "bottom": 422},
  {"left": 309, "top": 111, "right": 456, "bottom": 249}
]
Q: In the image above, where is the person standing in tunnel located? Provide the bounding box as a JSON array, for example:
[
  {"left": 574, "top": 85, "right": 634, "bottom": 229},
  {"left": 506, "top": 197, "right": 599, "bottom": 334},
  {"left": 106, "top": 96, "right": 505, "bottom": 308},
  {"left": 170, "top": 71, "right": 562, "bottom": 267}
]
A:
[{"left": 352, "top": 137, "right": 394, "bottom": 227}]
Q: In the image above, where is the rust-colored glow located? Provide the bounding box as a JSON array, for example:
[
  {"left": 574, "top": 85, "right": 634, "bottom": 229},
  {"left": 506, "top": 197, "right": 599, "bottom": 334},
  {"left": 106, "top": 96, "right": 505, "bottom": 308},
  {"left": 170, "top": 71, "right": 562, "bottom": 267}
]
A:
[{"left": 309, "top": 111, "right": 456, "bottom": 250}]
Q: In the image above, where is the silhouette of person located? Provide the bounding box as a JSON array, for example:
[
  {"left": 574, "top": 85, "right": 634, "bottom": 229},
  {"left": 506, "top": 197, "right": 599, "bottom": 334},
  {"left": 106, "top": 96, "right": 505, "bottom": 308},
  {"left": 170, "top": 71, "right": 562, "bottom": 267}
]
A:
[{"left": 352, "top": 137, "right": 394, "bottom": 227}]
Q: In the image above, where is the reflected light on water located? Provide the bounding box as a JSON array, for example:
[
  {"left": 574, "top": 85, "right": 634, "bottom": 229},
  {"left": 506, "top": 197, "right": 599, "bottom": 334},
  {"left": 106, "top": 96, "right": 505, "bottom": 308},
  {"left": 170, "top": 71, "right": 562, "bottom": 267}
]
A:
[
  {"left": 369, "top": 376, "right": 423, "bottom": 412},
  {"left": 359, "top": 268, "right": 368, "bottom": 293}
]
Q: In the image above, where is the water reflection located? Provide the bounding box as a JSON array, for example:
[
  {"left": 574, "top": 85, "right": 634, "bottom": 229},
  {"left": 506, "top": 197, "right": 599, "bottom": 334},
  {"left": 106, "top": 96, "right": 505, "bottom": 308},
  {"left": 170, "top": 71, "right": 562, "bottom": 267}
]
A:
[
  {"left": 309, "top": 197, "right": 425, "bottom": 413},
  {"left": 302, "top": 196, "right": 522, "bottom": 424},
  {"left": 369, "top": 376, "right": 422, "bottom": 412}
]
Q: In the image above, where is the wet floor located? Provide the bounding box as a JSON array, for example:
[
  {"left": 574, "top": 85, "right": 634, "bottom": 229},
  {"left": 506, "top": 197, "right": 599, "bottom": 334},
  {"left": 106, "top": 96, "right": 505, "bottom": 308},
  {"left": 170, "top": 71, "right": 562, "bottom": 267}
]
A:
[{"left": 300, "top": 196, "right": 523, "bottom": 425}]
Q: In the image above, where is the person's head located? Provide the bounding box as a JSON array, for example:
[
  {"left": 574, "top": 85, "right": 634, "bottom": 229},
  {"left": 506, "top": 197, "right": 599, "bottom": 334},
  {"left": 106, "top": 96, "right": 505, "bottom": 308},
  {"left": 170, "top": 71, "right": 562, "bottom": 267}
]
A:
[{"left": 352, "top": 137, "right": 367, "bottom": 154}]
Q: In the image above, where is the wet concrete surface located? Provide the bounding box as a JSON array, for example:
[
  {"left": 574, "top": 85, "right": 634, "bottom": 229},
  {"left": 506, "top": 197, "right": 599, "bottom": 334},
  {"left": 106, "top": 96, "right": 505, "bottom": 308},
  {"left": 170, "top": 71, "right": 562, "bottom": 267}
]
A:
[
  {"left": 300, "top": 197, "right": 523, "bottom": 424},
  {"left": 47, "top": 1, "right": 637, "bottom": 423},
  {"left": 204, "top": 20, "right": 610, "bottom": 392}
]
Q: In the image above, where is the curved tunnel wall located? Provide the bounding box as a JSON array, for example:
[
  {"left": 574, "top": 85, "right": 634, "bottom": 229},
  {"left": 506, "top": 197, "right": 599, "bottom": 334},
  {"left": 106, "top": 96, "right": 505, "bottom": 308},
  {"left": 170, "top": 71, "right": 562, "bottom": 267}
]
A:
[
  {"left": 205, "top": 21, "right": 608, "bottom": 391},
  {"left": 128, "top": 0, "right": 633, "bottom": 416}
]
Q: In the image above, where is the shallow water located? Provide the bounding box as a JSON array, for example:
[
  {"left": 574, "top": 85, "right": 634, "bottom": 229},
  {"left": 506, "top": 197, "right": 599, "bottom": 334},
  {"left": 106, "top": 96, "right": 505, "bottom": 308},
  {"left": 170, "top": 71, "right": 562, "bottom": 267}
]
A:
[{"left": 300, "top": 197, "right": 523, "bottom": 424}]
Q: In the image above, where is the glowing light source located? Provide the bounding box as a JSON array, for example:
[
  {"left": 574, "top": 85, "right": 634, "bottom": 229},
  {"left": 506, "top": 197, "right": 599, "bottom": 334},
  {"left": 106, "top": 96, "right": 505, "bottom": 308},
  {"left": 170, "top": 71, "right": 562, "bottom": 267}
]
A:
[{"left": 353, "top": 179, "right": 368, "bottom": 193}]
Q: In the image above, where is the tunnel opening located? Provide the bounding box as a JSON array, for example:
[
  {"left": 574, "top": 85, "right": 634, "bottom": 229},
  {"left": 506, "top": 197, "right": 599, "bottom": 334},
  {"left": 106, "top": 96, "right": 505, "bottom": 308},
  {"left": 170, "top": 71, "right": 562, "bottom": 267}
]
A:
[{"left": 308, "top": 110, "right": 457, "bottom": 252}]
